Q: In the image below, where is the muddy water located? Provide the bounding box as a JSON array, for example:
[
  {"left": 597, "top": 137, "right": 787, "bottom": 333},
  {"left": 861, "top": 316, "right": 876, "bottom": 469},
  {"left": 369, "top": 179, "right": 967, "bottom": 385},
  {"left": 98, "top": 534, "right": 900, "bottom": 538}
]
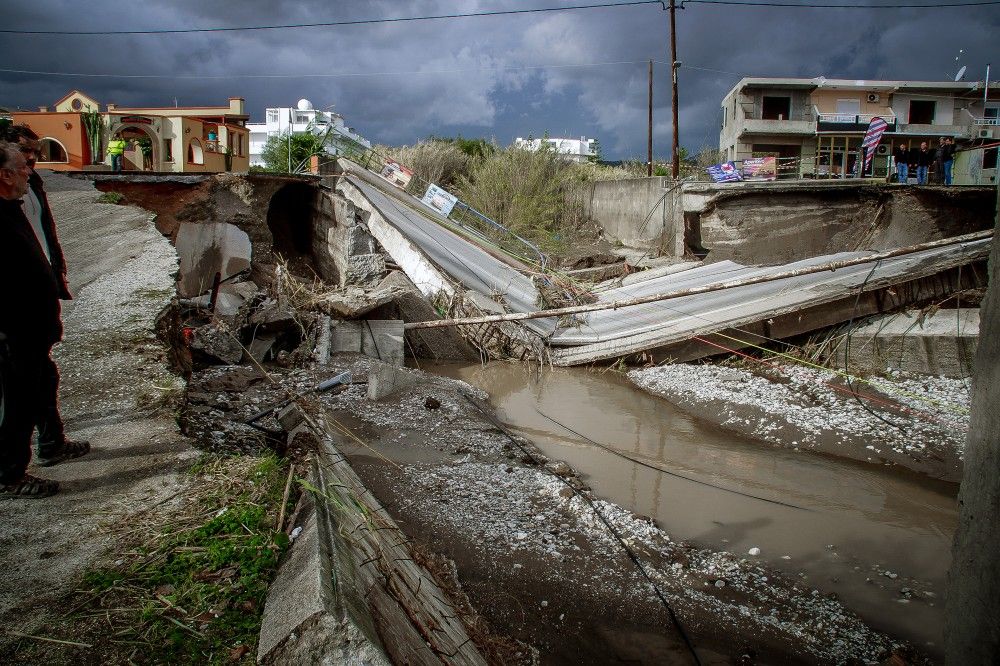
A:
[{"left": 424, "top": 361, "right": 957, "bottom": 658}]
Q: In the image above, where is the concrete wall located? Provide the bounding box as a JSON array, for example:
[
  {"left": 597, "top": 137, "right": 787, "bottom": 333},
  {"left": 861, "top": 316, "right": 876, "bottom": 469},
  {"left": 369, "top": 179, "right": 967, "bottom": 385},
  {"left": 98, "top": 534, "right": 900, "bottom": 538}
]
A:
[
  {"left": 565, "top": 177, "right": 684, "bottom": 256},
  {"left": 682, "top": 181, "right": 996, "bottom": 265},
  {"left": 946, "top": 187, "right": 1000, "bottom": 663}
]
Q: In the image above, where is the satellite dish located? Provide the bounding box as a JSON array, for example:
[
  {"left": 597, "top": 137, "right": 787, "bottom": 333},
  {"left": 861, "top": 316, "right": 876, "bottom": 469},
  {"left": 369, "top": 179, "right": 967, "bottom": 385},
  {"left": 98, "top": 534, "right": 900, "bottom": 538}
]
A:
[
  {"left": 955, "top": 65, "right": 967, "bottom": 82},
  {"left": 296, "top": 98, "right": 314, "bottom": 111}
]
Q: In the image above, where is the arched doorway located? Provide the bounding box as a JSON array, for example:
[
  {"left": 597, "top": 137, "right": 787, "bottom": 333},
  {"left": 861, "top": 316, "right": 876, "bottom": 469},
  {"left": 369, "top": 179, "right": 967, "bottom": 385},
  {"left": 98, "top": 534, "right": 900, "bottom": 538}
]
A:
[{"left": 111, "top": 125, "right": 157, "bottom": 171}]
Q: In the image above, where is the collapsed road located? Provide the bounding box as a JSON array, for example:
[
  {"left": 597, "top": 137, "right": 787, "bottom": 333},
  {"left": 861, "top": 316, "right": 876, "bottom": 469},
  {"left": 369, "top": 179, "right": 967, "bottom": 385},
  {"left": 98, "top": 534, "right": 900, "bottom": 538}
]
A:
[{"left": 10, "top": 164, "right": 989, "bottom": 665}]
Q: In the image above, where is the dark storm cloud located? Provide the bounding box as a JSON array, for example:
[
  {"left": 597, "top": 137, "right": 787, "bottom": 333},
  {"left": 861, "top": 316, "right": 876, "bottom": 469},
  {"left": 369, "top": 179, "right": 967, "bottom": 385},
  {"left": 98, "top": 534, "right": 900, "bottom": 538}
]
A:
[{"left": 1, "top": 0, "right": 997, "bottom": 158}]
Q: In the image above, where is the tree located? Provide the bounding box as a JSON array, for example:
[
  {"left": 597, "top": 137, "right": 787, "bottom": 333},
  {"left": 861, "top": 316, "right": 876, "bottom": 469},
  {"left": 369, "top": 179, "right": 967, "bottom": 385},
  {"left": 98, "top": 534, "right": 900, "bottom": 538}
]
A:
[
  {"left": 588, "top": 138, "right": 602, "bottom": 163},
  {"left": 260, "top": 131, "right": 327, "bottom": 173}
]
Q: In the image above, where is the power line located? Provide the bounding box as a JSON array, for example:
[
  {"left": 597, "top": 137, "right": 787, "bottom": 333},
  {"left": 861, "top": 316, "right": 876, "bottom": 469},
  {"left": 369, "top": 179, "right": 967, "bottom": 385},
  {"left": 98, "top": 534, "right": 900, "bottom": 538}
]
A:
[
  {"left": 683, "top": 0, "right": 999, "bottom": 7},
  {"left": 0, "top": 60, "right": 647, "bottom": 81},
  {"left": 0, "top": 1, "right": 664, "bottom": 36}
]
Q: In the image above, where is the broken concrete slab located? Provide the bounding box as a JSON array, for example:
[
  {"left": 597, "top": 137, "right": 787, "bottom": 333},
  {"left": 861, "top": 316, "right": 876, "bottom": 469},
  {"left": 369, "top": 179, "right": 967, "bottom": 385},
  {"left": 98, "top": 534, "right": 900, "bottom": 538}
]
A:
[
  {"left": 331, "top": 320, "right": 405, "bottom": 366},
  {"left": 257, "top": 491, "right": 391, "bottom": 665},
  {"left": 367, "top": 361, "right": 419, "bottom": 401},
  {"left": 247, "top": 334, "right": 278, "bottom": 363},
  {"left": 248, "top": 298, "right": 298, "bottom": 332},
  {"left": 377, "top": 271, "right": 478, "bottom": 361},
  {"left": 346, "top": 252, "right": 387, "bottom": 286},
  {"left": 331, "top": 320, "right": 363, "bottom": 354},
  {"left": 834, "top": 308, "right": 979, "bottom": 378},
  {"left": 190, "top": 325, "right": 243, "bottom": 364},
  {"left": 315, "top": 283, "right": 406, "bottom": 318},
  {"left": 175, "top": 222, "right": 252, "bottom": 298},
  {"left": 361, "top": 320, "right": 405, "bottom": 366}
]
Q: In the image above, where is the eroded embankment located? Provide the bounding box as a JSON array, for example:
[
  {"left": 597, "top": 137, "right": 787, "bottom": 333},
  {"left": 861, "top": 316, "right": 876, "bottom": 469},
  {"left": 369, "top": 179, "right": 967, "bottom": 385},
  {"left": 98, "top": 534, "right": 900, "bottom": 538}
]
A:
[{"left": 688, "top": 183, "right": 996, "bottom": 265}]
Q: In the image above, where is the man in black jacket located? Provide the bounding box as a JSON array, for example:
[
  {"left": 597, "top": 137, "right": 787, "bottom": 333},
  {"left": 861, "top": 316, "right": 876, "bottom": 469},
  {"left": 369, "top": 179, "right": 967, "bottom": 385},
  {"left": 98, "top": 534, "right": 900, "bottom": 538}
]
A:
[
  {"left": 0, "top": 142, "right": 63, "bottom": 497},
  {"left": 6, "top": 126, "right": 90, "bottom": 468},
  {"left": 893, "top": 142, "right": 909, "bottom": 183},
  {"left": 914, "top": 141, "right": 934, "bottom": 185}
]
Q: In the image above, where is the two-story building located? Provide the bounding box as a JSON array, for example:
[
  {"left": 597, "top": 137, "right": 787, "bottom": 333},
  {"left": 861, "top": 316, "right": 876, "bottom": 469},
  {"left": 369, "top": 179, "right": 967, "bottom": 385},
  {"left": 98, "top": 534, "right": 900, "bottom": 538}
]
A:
[
  {"left": 514, "top": 136, "right": 597, "bottom": 163},
  {"left": 719, "top": 77, "right": 999, "bottom": 178},
  {"left": 246, "top": 98, "right": 372, "bottom": 169},
  {"left": 10, "top": 90, "right": 251, "bottom": 173}
]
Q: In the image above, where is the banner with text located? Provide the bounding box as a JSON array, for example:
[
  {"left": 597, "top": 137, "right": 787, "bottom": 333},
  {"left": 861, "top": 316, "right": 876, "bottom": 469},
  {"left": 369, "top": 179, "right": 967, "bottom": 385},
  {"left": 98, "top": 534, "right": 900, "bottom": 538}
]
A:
[
  {"left": 706, "top": 161, "right": 742, "bottom": 183},
  {"left": 421, "top": 183, "right": 459, "bottom": 217},
  {"left": 380, "top": 159, "right": 413, "bottom": 189},
  {"left": 742, "top": 156, "right": 777, "bottom": 181}
]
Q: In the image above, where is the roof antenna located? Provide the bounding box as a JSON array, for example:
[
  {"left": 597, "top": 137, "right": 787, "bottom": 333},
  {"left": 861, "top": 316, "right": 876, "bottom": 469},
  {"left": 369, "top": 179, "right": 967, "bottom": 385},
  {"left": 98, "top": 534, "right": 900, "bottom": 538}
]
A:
[{"left": 952, "top": 49, "right": 967, "bottom": 81}]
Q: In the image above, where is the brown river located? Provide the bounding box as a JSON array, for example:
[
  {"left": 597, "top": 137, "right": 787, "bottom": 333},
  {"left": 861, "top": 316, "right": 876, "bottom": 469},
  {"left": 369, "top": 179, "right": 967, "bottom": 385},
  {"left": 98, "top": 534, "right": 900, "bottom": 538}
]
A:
[{"left": 424, "top": 360, "right": 957, "bottom": 659}]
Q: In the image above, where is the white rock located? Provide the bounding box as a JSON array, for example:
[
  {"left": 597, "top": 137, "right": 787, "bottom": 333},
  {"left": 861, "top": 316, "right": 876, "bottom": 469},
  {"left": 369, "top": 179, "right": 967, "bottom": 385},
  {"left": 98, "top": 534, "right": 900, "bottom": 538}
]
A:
[{"left": 748, "top": 547, "right": 761, "bottom": 556}]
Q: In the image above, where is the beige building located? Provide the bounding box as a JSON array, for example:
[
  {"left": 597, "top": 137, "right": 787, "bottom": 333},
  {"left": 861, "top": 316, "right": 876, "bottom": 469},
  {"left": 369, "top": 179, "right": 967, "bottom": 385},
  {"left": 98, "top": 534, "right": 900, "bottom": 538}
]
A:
[
  {"left": 12, "top": 90, "right": 250, "bottom": 173},
  {"left": 719, "top": 77, "right": 999, "bottom": 178}
]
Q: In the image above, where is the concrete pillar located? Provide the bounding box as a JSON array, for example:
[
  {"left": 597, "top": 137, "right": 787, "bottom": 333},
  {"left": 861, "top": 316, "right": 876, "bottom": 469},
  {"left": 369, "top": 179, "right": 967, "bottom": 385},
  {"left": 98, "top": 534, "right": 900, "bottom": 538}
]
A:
[{"left": 946, "top": 185, "right": 1000, "bottom": 663}]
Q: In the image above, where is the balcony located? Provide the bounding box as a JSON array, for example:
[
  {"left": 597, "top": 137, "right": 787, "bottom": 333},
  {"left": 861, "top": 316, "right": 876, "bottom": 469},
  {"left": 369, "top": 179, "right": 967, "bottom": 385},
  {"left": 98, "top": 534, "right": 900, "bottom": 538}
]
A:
[
  {"left": 817, "top": 112, "right": 897, "bottom": 133},
  {"left": 739, "top": 118, "right": 816, "bottom": 136}
]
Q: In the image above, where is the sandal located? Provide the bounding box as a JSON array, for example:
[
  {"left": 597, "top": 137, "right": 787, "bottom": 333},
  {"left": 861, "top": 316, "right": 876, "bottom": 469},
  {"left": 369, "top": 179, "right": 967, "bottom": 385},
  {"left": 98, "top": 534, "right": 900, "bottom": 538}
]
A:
[
  {"left": 35, "top": 439, "right": 91, "bottom": 467},
  {"left": 1, "top": 474, "right": 59, "bottom": 498}
]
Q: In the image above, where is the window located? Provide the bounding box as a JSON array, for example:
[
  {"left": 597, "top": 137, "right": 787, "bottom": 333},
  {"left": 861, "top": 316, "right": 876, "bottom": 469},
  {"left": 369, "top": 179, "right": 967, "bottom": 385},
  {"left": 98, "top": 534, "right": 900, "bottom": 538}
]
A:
[
  {"left": 162, "top": 139, "right": 173, "bottom": 162},
  {"left": 38, "top": 138, "right": 68, "bottom": 163},
  {"left": 188, "top": 138, "right": 204, "bottom": 165},
  {"left": 294, "top": 112, "right": 310, "bottom": 124},
  {"left": 984, "top": 106, "right": 999, "bottom": 125},
  {"left": 909, "top": 100, "right": 936, "bottom": 124},
  {"left": 984, "top": 147, "right": 998, "bottom": 170},
  {"left": 70, "top": 98, "right": 83, "bottom": 111},
  {"left": 266, "top": 109, "right": 279, "bottom": 123},
  {"left": 761, "top": 96, "right": 791, "bottom": 120}
]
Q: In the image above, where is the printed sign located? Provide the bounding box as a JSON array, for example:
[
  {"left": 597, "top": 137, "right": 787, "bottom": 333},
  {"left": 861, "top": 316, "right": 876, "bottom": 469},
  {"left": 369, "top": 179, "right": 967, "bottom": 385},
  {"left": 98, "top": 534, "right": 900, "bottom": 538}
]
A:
[
  {"left": 742, "top": 156, "right": 777, "bottom": 181},
  {"left": 421, "top": 183, "right": 459, "bottom": 217},
  {"left": 379, "top": 159, "right": 413, "bottom": 189},
  {"left": 706, "top": 161, "right": 742, "bottom": 183}
]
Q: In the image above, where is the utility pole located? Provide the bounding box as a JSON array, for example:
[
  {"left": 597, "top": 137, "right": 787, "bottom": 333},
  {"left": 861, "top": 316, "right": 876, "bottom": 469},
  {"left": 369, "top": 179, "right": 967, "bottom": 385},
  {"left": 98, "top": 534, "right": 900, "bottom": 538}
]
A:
[
  {"left": 648, "top": 59, "right": 654, "bottom": 177},
  {"left": 670, "top": 0, "right": 680, "bottom": 180}
]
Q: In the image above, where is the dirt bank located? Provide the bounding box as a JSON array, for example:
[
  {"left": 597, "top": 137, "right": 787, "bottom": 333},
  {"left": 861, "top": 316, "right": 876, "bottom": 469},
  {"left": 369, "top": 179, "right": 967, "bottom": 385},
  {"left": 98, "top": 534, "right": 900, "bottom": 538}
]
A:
[{"left": 628, "top": 361, "right": 969, "bottom": 482}]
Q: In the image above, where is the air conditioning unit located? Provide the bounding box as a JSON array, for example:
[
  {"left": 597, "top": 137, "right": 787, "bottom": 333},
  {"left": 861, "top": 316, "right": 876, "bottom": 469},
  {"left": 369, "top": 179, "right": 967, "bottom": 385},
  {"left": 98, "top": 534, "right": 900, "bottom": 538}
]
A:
[
  {"left": 876, "top": 144, "right": 890, "bottom": 155},
  {"left": 867, "top": 93, "right": 880, "bottom": 103},
  {"left": 979, "top": 128, "right": 994, "bottom": 139}
]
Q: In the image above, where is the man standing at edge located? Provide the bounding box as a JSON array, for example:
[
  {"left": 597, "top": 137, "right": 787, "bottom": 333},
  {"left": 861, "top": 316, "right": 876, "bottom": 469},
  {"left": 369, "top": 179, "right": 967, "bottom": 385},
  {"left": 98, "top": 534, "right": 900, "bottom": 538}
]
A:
[
  {"left": 5, "top": 125, "right": 91, "bottom": 468},
  {"left": 893, "top": 141, "right": 909, "bottom": 184},
  {"left": 915, "top": 141, "right": 933, "bottom": 185},
  {"left": 0, "top": 142, "right": 64, "bottom": 497}
]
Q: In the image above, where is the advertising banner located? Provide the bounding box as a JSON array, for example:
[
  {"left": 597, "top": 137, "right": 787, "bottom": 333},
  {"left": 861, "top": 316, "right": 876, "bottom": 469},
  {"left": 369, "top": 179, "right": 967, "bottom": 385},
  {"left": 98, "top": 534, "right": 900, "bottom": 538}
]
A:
[
  {"left": 421, "top": 183, "right": 459, "bottom": 217},
  {"left": 380, "top": 159, "right": 413, "bottom": 189},
  {"left": 706, "top": 161, "right": 742, "bottom": 183},
  {"left": 742, "top": 156, "right": 777, "bottom": 181}
]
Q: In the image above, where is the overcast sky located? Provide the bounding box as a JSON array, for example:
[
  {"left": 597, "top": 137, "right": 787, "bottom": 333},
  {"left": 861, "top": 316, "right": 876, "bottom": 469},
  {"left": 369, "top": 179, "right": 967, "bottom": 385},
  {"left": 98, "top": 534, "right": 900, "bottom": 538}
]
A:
[{"left": 2, "top": 1, "right": 997, "bottom": 159}]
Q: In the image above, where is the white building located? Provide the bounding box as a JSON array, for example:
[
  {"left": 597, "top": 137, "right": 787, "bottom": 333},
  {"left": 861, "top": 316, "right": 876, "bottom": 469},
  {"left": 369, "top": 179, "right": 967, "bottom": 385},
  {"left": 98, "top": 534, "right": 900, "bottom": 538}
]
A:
[
  {"left": 514, "top": 135, "right": 596, "bottom": 162},
  {"left": 247, "top": 98, "right": 372, "bottom": 168}
]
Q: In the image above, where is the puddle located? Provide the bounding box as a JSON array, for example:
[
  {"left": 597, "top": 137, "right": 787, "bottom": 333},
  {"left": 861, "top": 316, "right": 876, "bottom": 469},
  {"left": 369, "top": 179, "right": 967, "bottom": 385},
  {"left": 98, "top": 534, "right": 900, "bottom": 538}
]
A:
[{"left": 422, "top": 360, "right": 957, "bottom": 658}]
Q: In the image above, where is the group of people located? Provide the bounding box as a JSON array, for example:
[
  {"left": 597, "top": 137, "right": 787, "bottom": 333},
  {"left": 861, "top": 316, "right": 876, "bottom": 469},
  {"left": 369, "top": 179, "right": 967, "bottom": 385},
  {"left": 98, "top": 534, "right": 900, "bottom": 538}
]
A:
[
  {"left": 892, "top": 137, "right": 957, "bottom": 186},
  {"left": 0, "top": 127, "right": 90, "bottom": 498}
]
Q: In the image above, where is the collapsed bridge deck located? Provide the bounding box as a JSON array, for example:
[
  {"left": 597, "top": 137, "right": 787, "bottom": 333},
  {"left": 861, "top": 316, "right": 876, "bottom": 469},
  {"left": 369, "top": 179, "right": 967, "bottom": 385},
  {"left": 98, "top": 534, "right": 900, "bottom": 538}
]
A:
[{"left": 338, "top": 160, "right": 991, "bottom": 365}]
